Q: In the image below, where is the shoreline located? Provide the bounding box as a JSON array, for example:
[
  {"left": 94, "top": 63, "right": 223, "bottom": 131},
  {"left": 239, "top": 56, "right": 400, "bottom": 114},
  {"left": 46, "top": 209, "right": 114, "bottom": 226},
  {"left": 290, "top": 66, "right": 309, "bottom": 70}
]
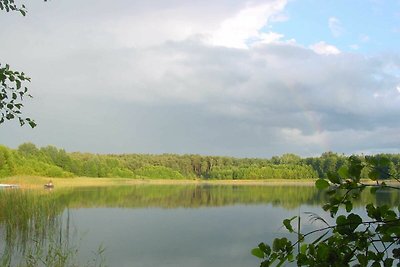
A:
[{"left": 0, "top": 176, "right": 317, "bottom": 189}]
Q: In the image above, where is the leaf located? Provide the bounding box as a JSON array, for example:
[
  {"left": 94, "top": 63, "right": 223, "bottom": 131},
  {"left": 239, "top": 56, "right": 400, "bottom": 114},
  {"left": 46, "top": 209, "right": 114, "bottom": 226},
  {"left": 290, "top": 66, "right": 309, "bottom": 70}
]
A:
[
  {"left": 384, "top": 258, "right": 394, "bottom": 267},
  {"left": 357, "top": 254, "right": 367, "bottom": 266},
  {"left": 315, "top": 179, "right": 330, "bottom": 190},
  {"left": 300, "top": 244, "right": 307, "bottom": 254},
  {"left": 283, "top": 216, "right": 297, "bottom": 233},
  {"left": 347, "top": 213, "right": 362, "bottom": 230},
  {"left": 370, "top": 186, "right": 378, "bottom": 194},
  {"left": 28, "top": 120, "right": 37, "bottom": 128},
  {"left": 392, "top": 248, "right": 400, "bottom": 259},
  {"left": 345, "top": 201, "right": 353, "bottom": 212},
  {"left": 259, "top": 243, "right": 271, "bottom": 256},
  {"left": 337, "top": 166, "right": 349, "bottom": 179},
  {"left": 368, "top": 169, "right": 380, "bottom": 181},
  {"left": 251, "top": 248, "right": 264, "bottom": 259},
  {"left": 327, "top": 172, "right": 341, "bottom": 184},
  {"left": 16, "top": 79, "right": 21, "bottom": 89},
  {"left": 336, "top": 215, "right": 346, "bottom": 226}
]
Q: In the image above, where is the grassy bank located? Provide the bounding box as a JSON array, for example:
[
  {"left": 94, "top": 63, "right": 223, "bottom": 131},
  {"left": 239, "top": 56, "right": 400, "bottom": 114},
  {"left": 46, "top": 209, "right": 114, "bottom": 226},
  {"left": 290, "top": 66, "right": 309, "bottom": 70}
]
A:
[{"left": 0, "top": 176, "right": 317, "bottom": 189}]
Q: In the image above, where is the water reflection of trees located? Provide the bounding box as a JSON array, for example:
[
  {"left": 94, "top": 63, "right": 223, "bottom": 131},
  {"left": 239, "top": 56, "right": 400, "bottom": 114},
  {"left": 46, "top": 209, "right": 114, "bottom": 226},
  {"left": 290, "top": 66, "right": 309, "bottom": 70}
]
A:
[{"left": 52, "top": 185, "right": 400, "bottom": 210}]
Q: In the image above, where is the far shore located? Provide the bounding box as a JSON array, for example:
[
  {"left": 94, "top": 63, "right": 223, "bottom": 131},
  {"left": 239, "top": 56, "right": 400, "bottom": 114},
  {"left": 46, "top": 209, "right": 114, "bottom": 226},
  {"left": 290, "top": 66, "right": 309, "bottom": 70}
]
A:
[{"left": 0, "top": 176, "right": 318, "bottom": 189}]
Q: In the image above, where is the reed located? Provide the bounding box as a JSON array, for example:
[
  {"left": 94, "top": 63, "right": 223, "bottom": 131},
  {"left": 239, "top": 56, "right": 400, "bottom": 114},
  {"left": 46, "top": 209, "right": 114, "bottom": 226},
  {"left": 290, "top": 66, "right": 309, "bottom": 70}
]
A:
[{"left": 0, "top": 190, "right": 107, "bottom": 267}]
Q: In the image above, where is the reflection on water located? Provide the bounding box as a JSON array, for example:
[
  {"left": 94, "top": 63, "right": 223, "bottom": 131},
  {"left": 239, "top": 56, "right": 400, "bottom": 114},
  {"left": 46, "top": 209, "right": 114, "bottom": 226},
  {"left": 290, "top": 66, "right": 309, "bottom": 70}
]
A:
[
  {"left": 54, "top": 184, "right": 326, "bottom": 209},
  {"left": 0, "top": 185, "right": 399, "bottom": 266}
]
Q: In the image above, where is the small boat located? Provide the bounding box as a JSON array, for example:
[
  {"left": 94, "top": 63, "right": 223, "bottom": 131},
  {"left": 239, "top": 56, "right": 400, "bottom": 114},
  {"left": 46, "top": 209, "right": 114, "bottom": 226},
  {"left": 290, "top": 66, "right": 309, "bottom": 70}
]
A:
[{"left": 44, "top": 181, "right": 54, "bottom": 189}]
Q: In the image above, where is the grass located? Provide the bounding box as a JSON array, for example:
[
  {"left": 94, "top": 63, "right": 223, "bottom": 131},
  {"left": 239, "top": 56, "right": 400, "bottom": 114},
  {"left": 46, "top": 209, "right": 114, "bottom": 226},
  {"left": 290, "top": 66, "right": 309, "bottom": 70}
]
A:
[
  {"left": 0, "top": 190, "right": 108, "bottom": 267},
  {"left": 0, "top": 175, "right": 317, "bottom": 189}
]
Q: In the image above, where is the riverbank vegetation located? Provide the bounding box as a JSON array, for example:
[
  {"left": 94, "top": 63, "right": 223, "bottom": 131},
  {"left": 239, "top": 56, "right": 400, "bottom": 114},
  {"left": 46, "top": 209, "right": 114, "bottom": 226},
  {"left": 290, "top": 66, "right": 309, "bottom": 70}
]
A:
[{"left": 1, "top": 143, "right": 400, "bottom": 180}]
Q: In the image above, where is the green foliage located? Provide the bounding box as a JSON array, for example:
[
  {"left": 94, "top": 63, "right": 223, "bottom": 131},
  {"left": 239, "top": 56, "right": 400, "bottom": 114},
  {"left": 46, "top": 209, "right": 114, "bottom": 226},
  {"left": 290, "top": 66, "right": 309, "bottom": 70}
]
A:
[
  {"left": 0, "top": 0, "right": 41, "bottom": 127},
  {"left": 0, "top": 64, "right": 35, "bottom": 127},
  {"left": 0, "top": 0, "right": 27, "bottom": 16},
  {"left": 18, "top": 142, "right": 39, "bottom": 157},
  {"left": 0, "top": 145, "right": 15, "bottom": 177},
  {"left": 4, "top": 143, "right": 400, "bottom": 182},
  {"left": 135, "top": 165, "right": 184, "bottom": 179},
  {"left": 253, "top": 155, "right": 400, "bottom": 267}
]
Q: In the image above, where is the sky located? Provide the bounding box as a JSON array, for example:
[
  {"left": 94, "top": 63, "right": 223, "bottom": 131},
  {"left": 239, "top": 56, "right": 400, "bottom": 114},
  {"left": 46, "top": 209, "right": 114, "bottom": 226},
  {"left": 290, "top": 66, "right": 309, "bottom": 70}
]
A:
[{"left": 0, "top": 0, "right": 399, "bottom": 158}]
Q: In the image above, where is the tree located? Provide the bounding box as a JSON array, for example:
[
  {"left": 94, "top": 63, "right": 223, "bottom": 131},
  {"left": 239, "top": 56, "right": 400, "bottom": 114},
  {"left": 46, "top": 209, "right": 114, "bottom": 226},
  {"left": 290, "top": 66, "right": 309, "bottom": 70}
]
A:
[
  {"left": 252, "top": 155, "right": 400, "bottom": 266},
  {"left": 0, "top": 0, "right": 38, "bottom": 128}
]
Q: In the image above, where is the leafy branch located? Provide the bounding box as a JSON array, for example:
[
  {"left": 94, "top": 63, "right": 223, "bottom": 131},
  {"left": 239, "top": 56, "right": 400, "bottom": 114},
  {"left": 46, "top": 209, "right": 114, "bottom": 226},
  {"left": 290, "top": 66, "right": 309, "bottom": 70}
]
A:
[
  {"left": 0, "top": 0, "right": 27, "bottom": 16},
  {"left": 0, "top": 0, "right": 42, "bottom": 128},
  {"left": 253, "top": 155, "right": 400, "bottom": 267},
  {"left": 0, "top": 64, "right": 36, "bottom": 128}
]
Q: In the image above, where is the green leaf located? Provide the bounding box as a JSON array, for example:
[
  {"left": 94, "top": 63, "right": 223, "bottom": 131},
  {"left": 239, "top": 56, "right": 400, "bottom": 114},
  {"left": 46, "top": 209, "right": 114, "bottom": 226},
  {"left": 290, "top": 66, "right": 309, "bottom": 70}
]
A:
[
  {"left": 393, "top": 248, "right": 400, "bottom": 259},
  {"left": 384, "top": 258, "right": 394, "bottom": 267},
  {"left": 283, "top": 216, "right": 297, "bottom": 233},
  {"left": 357, "top": 254, "right": 367, "bottom": 266},
  {"left": 370, "top": 186, "right": 378, "bottom": 194},
  {"left": 259, "top": 243, "right": 271, "bottom": 256},
  {"left": 336, "top": 215, "right": 346, "bottom": 226},
  {"left": 345, "top": 201, "right": 353, "bottom": 212},
  {"left": 315, "top": 179, "right": 330, "bottom": 190},
  {"left": 16, "top": 79, "right": 21, "bottom": 89},
  {"left": 347, "top": 213, "right": 362, "bottom": 229},
  {"left": 28, "top": 120, "right": 37, "bottom": 128},
  {"left": 251, "top": 248, "right": 264, "bottom": 258},
  {"left": 369, "top": 169, "right": 380, "bottom": 181},
  {"left": 300, "top": 244, "right": 307, "bottom": 254},
  {"left": 337, "top": 165, "right": 349, "bottom": 179},
  {"left": 327, "top": 172, "right": 341, "bottom": 184}
]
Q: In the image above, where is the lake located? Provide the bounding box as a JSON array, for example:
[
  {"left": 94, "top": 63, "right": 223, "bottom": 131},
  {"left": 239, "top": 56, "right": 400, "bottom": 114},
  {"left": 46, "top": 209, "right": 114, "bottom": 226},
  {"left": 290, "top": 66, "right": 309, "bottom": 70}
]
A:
[{"left": 0, "top": 184, "right": 398, "bottom": 266}]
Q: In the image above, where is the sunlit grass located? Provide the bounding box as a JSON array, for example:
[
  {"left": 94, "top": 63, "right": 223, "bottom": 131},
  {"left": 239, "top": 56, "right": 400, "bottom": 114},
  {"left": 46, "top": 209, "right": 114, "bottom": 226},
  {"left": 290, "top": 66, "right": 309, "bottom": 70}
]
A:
[{"left": 1, "top": 175, "right": 317, "bottom": 189}]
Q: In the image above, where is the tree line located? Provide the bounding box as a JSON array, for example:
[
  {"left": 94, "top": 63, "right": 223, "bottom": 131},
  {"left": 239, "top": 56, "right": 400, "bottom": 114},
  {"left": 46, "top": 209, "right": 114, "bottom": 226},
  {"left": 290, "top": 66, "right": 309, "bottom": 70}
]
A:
[{"left": 1, "top": 143, "right": 399, "bottom": 180}]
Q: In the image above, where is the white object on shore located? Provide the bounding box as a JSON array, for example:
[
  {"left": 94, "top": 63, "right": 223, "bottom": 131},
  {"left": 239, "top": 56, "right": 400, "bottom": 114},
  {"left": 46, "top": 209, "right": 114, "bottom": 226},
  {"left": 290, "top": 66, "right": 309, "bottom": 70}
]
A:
[{"left": 0, "top": 184, "right": 20, "bottom": 188}]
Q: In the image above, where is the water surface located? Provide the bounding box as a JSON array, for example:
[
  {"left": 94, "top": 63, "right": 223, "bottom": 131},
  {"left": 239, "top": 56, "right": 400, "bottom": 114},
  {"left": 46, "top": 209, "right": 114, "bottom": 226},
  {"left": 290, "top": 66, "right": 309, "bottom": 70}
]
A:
[{"left": 1, "top": 184, "right": 398, "bottom": 266}]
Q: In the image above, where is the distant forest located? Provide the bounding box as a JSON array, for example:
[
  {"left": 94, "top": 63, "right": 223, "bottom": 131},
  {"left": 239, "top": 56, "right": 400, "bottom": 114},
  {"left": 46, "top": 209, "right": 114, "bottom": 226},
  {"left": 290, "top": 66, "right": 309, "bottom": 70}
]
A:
[{"left": 1, "top": 143, "right": 400, "bottom": 180}]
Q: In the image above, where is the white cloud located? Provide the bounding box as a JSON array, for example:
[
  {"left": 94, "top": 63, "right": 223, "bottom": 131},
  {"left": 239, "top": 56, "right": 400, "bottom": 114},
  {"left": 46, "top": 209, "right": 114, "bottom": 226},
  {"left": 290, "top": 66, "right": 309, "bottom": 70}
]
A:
[
  {"left": 270, "top": 12, "right": 289, "bottom": 22},
  {"left": 209, "top": 0, "right": 287, "bottom": 48},
  {"left": 254, "top": 31, "right": 285, "bottom": 45},
  {"left": 310, "top": 41, "right": 341, "bottom": 55},
  {"left": 328, "top": 17, "right": 343, "bottom": 37}
]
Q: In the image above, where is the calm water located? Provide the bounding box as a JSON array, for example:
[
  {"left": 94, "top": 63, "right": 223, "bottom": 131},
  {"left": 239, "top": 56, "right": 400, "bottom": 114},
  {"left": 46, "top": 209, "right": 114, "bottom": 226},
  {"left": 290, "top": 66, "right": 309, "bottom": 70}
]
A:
[{"left": 1, "top": 184, "right": 399, "bottom": 266}]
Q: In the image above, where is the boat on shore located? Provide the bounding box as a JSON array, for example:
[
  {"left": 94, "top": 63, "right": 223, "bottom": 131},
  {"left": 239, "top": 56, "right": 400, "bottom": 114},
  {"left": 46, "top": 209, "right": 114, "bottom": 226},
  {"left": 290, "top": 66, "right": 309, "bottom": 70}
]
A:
[{"left": 0, "top": 184, "right": 20, "bottom": 189}]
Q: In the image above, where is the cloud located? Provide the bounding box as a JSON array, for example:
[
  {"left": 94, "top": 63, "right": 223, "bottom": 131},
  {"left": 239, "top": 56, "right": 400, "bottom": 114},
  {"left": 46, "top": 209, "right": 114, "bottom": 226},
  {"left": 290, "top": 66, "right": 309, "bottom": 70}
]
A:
[
  {"left": 310, "top": 41, "right": 341, "bottom": 55},
  {"left": 0, "top": 0, "right": 400, "bottom": 157},
  {"left": 5, "top": 38, "right": 398, "bottom": 156},
  {"left": 328, "top": 17, "right": 343, "bottom": 37},
  {"left": 209, "top": 0, "right": 287, "bottom": 48}
]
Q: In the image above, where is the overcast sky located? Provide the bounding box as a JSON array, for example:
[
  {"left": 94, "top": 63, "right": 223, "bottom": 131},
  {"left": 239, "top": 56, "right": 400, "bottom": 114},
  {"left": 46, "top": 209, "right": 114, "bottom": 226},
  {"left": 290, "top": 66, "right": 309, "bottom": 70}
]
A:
[{"left": 0, "top": 0, "right": 399, "bottom": 157}]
